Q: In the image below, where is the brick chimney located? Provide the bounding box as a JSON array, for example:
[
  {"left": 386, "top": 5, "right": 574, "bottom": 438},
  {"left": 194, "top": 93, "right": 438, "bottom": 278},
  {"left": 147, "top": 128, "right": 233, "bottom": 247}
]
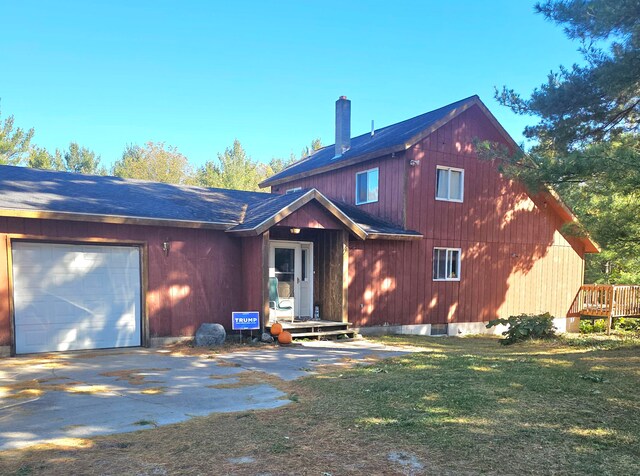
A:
[{"left": 335, "top": 96, "right": 351, "bottom": 156}]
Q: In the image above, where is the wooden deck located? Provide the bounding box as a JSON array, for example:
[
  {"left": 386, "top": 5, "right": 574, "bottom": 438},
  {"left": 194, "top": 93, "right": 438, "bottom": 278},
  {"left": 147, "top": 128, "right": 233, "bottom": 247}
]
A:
[
  {"left": 266, "top": 319, "right": 357, "bottom": 340},
  {"left": 568, "top": 284, "right": 640, "bottom": 333}
]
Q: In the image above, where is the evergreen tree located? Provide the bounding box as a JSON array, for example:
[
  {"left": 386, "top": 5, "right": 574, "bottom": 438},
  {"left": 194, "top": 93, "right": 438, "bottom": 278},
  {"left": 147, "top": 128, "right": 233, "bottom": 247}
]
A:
[
  {"left": 484, "top": 0, "right": 640, "bottom": 283},
  {"left": 0, "top": 111, "right": 34, "bottom": 165}
]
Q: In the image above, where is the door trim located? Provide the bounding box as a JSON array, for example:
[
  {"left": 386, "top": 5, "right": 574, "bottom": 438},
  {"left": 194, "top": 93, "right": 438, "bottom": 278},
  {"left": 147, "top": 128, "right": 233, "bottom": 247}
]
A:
[
  {"left": 269, "top": 240, "right": 314, "bottom": 319},
  {"left": 7, "top": 237, "right": 148, "bottom": 356}
]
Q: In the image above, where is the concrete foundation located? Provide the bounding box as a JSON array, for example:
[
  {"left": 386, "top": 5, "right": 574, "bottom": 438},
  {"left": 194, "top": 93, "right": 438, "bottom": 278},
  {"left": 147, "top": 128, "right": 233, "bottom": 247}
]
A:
[
  {"left": 356, "top": 317, "right": 580, "bottom": 337},
  {"left": 149, "top": 336, "right": 194, "bottom": 347}
]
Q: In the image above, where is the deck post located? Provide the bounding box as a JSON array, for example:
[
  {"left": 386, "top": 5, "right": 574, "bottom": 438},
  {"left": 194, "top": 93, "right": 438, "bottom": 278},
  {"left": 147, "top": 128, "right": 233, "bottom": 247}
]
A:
[{"left": 606, "top": 286, "right": 614, "bottom": 335}]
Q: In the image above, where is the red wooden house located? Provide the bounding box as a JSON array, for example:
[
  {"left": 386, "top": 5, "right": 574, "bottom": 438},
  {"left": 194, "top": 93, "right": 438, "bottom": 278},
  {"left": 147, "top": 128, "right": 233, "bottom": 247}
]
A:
[
  {"left": 262, "top": 95, "right": 599, "bottom": 335},
  {"left": 0, "top": 95, "right": 598, "bottom": 356}
]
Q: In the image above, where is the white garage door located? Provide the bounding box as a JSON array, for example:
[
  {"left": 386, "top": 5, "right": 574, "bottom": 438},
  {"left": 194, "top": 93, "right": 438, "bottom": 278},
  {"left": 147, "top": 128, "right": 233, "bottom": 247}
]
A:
[{"left": 12, "top": 242, "right": 142, "bottom": 354}]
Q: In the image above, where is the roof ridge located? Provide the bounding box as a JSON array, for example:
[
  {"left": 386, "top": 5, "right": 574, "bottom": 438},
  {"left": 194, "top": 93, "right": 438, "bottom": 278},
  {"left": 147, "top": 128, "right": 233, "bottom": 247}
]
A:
[{"left": 261, "top": 95, "right": 480, "bottom": 187}]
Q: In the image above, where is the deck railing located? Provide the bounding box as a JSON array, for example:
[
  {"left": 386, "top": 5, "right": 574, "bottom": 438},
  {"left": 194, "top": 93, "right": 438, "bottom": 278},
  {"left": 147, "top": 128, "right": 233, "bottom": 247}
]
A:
[{"left": 568, "top": 284, "right": 640, "bottom": 333}]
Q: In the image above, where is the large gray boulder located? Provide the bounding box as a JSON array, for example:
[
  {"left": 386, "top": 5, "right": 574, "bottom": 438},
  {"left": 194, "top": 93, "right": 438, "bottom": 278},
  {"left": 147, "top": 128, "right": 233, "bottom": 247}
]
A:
[{"left": 195, "top": 323, "right": 226, "bottom": 347}]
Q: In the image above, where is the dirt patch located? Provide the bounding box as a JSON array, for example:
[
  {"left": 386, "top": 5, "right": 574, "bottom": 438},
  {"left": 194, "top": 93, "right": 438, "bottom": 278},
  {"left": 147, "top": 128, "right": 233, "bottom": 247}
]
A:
[{"left": 99, "top": 368, "right": 169, "bottom": 386}]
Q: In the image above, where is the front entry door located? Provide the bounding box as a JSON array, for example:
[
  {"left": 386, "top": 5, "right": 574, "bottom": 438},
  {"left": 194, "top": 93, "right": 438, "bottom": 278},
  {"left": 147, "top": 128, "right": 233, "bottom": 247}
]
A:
[{"left": 269, "top": 241, "right": 313, "bottom": 319}]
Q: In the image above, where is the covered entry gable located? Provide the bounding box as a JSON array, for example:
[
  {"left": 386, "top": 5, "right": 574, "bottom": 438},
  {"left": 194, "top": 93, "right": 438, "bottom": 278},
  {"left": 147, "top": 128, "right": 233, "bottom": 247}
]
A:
[{"left": 226, "top": 189, "right": 367, "bottom": 238}]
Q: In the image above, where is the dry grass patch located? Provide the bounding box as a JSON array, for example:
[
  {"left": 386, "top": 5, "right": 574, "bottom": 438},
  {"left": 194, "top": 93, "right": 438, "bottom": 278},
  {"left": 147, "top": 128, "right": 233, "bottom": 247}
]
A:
[
  {"left": 0, "top": 380, "right": 44, "bottom": 400},
  {"left": 163, "top": 340, "right": 276, "bottom": 357},
  {"left": 0, "top": 378, "right": 115, "bottom": 400},
  {"left": 98, "top": 368, "right": 169, "bottom": 386},
  {"left": 206, "top": 371, "right": 284, "bottom": 390},
  {"left": 138, "top": 387, "right": 167, "bottom": 395},
  {"left": 213, "top": 360, "right": 242, "bottom": 368}
]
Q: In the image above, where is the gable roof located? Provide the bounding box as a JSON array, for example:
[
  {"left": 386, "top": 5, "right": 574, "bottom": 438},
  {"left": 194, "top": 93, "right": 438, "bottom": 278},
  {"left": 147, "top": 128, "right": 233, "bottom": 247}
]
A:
[
  {"left": 226, "top": 189, "right": 366, "bottom": 238},
  {"left": 260, "top": 95, "right": 599, "bottom": 253},
  {"left": 260, "top": 95, "right": 481, "bottom": 188},
  {"left": 0, "top": 165, "right": 422, "bottom": 240}
]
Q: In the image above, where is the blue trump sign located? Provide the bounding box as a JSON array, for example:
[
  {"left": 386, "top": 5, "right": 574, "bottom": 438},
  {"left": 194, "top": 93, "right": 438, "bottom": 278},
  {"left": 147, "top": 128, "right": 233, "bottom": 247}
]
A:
[{"left": 232, "top": 311, "right": 260, "bottom": 330}]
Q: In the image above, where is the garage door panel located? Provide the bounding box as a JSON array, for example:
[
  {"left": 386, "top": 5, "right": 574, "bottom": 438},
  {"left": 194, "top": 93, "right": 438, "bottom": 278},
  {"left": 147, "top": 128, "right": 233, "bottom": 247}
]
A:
[{"left": 13, "top": 243, "right": 142, "bottom": 354}]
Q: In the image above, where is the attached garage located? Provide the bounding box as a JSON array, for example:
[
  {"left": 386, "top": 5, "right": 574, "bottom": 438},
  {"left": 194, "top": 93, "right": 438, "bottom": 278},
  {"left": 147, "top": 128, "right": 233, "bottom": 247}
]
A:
[{"left": 11, "top": 241, "right": 143, "bottom": 354}]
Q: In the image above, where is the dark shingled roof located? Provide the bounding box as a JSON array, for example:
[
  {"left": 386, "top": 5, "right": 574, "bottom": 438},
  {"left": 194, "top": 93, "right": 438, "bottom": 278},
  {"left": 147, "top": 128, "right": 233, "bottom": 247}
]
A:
[
  {"left": 331, "top": 201, "right": 422, "bottom": 237},
  {"left": 261, "top": 95, "right": 478, "bottom": 186},
  {"left": 227, "top": 189, "right": 310, "bottom": 232},
  {"left": 0, "top": 165, "right": 421, "bottom": 238},
  {"left": 0, "top": 164, "right": 270, "bottom": 225}
]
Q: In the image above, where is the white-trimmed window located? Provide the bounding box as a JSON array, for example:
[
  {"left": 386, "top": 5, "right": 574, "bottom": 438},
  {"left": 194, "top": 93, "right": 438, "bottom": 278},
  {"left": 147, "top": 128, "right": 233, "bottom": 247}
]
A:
[
  {"left": 285, "top": 187, "right": 302, "bottom": 194},
  {"left": 355, "top": 168, "right": 379, "bottom": 205},
  {"left": 436, "top": 166, "right": 464, "bottom": 202},
  {"left": 433, "top": 248, "right": 461, "bottom": 281}
]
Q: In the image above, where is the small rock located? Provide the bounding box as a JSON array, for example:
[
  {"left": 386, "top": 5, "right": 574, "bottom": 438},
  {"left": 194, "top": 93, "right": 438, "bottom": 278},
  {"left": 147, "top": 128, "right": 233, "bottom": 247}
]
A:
[
  {"left": 261, "top": 332, "right": 274, "bottom": 343},
  {"left": 194, "top": 323, "right": 226, "bottom": 347}
]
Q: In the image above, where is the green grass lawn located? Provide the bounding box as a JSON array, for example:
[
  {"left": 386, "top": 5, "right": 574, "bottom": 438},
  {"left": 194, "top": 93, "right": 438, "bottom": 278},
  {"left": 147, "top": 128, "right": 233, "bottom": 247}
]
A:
[{"left": 2, "top": 335, "right": 639, "bottom": 475}]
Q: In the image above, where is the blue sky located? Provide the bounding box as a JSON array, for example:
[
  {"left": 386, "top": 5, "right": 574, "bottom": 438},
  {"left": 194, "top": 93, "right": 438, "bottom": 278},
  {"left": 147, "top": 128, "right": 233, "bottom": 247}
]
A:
[{"left": 0, "top": 1, "right": 582, "bottom": 169}]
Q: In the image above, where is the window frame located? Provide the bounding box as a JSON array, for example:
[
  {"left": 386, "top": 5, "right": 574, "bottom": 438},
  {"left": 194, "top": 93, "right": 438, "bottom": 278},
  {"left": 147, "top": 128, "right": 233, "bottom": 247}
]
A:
[
  {"left": 432, "top": 247, "right": 462, "bottom": 282},
  {"left": 285, "top": 187, "right": 302, "bottom": 194},
  {"left": 435, "top": 165, "right": 464, "bottom": 203},
  {"left": 355, "top": 167, "right": 379, "bottom": 205}
]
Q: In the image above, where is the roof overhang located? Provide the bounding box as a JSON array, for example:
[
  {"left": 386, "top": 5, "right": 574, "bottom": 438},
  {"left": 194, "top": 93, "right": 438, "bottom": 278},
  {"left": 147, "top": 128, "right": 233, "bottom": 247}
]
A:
[
  {"left": 0, "top": 208, "right": 233, "bottom": 230},
  {"left": 540, "top": 189, "right": 600, "bottom": 253}
]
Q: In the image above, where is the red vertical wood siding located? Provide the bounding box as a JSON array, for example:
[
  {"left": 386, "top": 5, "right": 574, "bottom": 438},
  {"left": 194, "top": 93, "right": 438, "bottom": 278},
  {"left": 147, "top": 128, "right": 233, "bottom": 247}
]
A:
[
  {"left": 271, "top": 154, "right": 407, "bottom": 227},
  {"left": 0, "top": 217, "right": 245, "bottom": 346},
  {"left": 277, "top": 201, "right": 345, "bottom": 230},
  {"left": 240, "top": 235, "right": 264, "bottom": 314},
  {"left": 281, "top": 105, "right": 586, "bottom": 327}
]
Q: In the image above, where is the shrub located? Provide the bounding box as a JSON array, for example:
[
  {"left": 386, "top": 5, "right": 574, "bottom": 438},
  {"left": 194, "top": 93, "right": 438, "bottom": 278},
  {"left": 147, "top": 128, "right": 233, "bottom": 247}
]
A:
[
  {"left": 615, "top": 317, "right": 640, "bottom": 333},
  {"left": 580, "top": 319, "right": 607, "bottom": 334},
  {"left": 486, "top": 312, "right": 557, "bottom": 345}
]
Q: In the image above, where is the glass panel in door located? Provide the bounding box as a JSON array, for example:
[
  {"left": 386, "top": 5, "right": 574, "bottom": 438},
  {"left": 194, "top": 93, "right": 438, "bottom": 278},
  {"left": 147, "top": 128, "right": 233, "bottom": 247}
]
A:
[{"left": 274, "top": 247, "right": 295, "bottom": 305}]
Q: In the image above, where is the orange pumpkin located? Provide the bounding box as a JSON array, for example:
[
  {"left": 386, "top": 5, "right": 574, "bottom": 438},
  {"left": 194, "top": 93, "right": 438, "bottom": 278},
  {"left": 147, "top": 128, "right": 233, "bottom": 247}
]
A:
[
  {"left": 278, "top": 330, "right": 292, "bottom": 345},
  {"left": 270, "top": 322, "right": 283, "bottom": 336}
]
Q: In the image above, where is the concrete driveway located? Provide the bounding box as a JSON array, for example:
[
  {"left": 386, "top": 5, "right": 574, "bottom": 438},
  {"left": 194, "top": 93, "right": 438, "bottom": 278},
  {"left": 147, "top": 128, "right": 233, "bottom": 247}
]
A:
[{"left": 0, "top": 340, "right": 409, "bottom": 450}]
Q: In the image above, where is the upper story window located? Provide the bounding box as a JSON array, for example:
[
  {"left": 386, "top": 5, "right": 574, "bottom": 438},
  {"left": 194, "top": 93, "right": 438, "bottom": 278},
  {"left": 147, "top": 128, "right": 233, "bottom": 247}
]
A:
[
  {"left": 436, "top": 166, "right": 464, "bottom": 202},
  {"left": 355, "top": 168, "right": 379, "bottom": 205},
  {"left": 433, "top": 247, "right": 461, "bottom": 281},
  {"left": 285, "top": 187, "right": 302, "bottom": 194}
]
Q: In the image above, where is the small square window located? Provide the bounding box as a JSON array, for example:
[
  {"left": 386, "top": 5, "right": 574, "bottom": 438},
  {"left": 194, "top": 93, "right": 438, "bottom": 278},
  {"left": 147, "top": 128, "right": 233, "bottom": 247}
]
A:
[
  {"left": 436, "top": 166, "right": 464, "bottom": 202},
  {"left": 433, "top": 248, "right": 461, "bottom": 281},
  {"left": 355, "top": 168, "right": 379, "bottom": 205}
]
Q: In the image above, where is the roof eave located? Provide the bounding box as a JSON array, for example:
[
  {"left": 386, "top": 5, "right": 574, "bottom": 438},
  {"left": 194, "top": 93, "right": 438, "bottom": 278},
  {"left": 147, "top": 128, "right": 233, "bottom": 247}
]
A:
[
  {"left": 260, "top": 144, "right": 407, "bottom": 188},
  {"left": 0, "top": 208, "right": 234, "bottom": 230},
  {"left": 365, "top": 232, "right": 423, "bottom": 241}
]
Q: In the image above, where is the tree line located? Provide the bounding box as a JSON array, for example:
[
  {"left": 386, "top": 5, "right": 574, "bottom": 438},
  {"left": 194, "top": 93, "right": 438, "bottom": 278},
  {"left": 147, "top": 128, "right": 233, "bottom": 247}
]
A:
[
  {"left": 481, "top": 0, "right": 639, "bottom": 284},
  {"left": 0, "top": 115, "right": 321, "bottom": 191}
]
